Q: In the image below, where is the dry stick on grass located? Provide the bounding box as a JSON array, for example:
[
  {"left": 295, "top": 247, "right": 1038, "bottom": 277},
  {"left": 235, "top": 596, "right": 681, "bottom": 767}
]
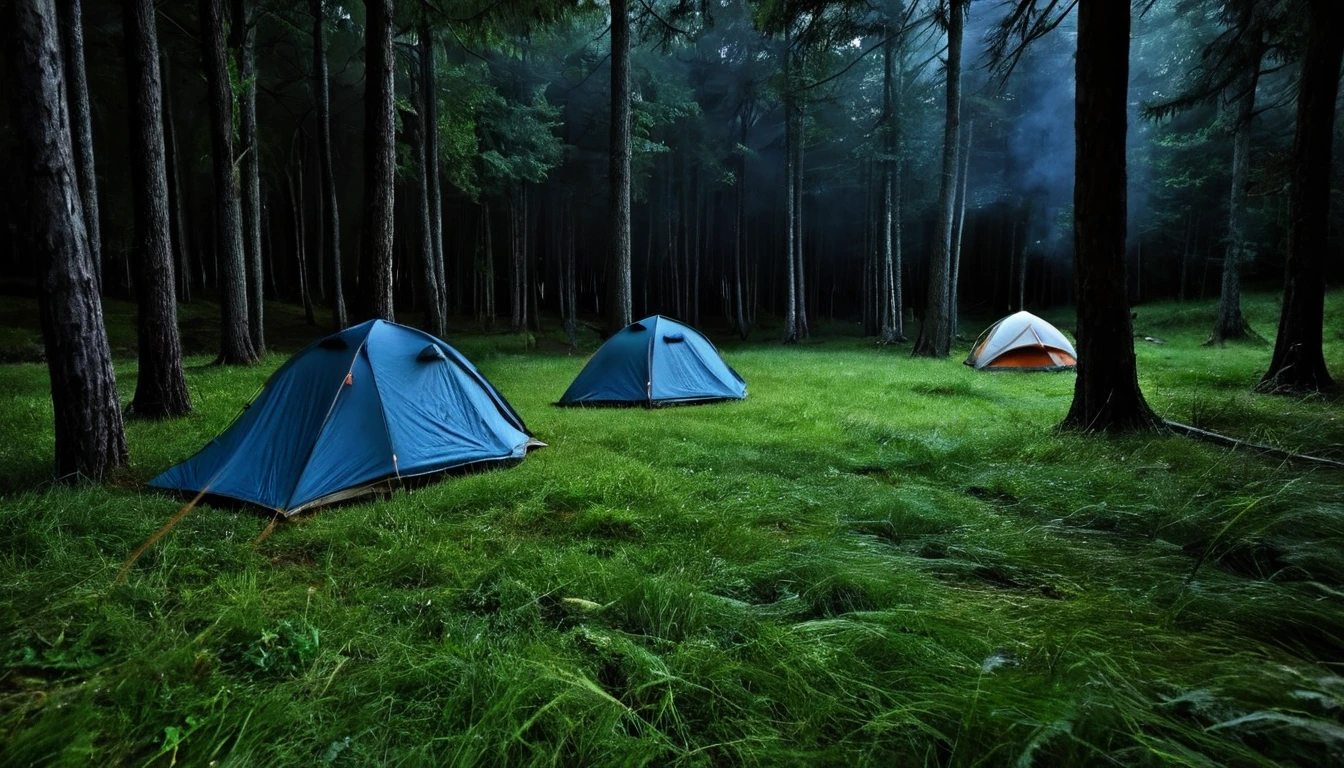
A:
[{"left": 1165, "top": 420, "right": 1344, "bottom": 470}]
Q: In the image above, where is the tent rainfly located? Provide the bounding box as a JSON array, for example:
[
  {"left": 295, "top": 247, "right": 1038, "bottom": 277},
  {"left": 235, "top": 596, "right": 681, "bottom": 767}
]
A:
[
  {"left": 558, "top": 315, "right": 746, "bottom": 406},
  {"left": 150, "top": 320, "right": 540, "bottom": 516},
  {"left": 965, "top": 311, "right": 1078, "bottom": 371}
]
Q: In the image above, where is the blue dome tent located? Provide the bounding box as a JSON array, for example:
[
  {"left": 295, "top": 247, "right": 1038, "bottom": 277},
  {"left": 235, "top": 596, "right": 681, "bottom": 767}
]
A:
[
  {"left": 150, "top": 320, "right": 540, "bottom": 516},
  {"left": 558, "top": 315, "right": 746, "bottom": 407}
]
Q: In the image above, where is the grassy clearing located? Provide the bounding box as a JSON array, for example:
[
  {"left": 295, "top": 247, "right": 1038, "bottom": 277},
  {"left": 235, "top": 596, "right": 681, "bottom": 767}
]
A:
[{"left": 2, "top": 293, "right": 1343, "bottom": 766}]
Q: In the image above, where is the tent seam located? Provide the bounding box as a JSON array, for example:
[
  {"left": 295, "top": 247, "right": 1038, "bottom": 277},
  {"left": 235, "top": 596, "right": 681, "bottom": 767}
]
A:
[
  {"left": 360, "top": 332, "right": 403, "bottom": 482},
  {"left": 281, "top": 335, "right": 368, "bottom": 511}
]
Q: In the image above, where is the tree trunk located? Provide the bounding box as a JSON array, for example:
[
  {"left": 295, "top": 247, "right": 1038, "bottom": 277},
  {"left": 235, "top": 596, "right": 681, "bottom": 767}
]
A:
[
  {"left": 1179, "top": 212, "right": 1192, "bottom": 304},
  {"left": 361, "top": 0, "right": 396, "bottom": 322},
  {"left": 200, "top": 0, "right": 257, "bottom": 364},
  {"left": 58, "top": 0, "right": 101, "bottom": 293},
  {"left": 892, "top": 48, "right": 906, "bottom": 341},
  {"left": 606, "top": 0, "right": 633, "bottom": 332},
  {"left": 420, "top": 18, "right": 447, "bottom": 321},
  {"left": 566, "top": 195, "right": 579, "bottom": 348},
  {"left": 794, "top": 97, "right": 808, "bottom": 340},
  {"left": 1258, "top": 0, "right": 1342, "bottom": 393},
  {"left": 14, "top": 0, "right": 128, "bottom": 479},
  {"left": 1061, "top": 1, "right": 1159, "bottom": 432},
  {"left": 160, "top": 53, "right": 191, "bottom": 304},
  {"left": 125, "top": 0, "right": 190, "bottom": 418},
  {"left": 312, "top": 0, "right": 346, "bottom": 329},
  {"left": 913, "top": 0, "right": 962, "bottom": 357},
  {"left": 1209, "top": 71, "right": 1257, "bottom": 342},
  {"left": 1209, "top": 25, "right": 1262, "bottom": 342},
  {"left": 782, "top": 34, "right": 798, "bottom": 344},
  {"left": 949, "top": 119, "right": 973, "bottom": 339},
  {"left": 411, "top": 63, "right": 445, "bottom": 338},
  {"left": 1011, "top": 218, "right": 1023, "bottom": 311},
  {"left": 290, "top": 147, "right": 316, "bottom": 325},
  {"left": 509, "top": 191, "right": 522, "bottom": 332},
  {"left": 879, "top": 31, "right": 902, "bottom": 344},
  {"left": 230, "top": 0, "right": 264, "bottom": 355},
  {"left": 734, "top": 107, "right": 750, "bottom": 339},
  {"left": 483, "top": 200, "right": 496, "bottom": 325}
]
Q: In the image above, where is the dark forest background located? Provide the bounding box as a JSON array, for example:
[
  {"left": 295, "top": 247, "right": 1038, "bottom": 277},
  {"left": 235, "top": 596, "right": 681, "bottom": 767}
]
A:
[{"left": 3, "top": 0, "right": 1339, "bottom": 336}]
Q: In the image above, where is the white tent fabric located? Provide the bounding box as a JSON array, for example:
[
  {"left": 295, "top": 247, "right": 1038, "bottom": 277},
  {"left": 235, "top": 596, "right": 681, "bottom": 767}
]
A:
[{"left": 965, "top": 311, "right": 1077, "bottom": 371}]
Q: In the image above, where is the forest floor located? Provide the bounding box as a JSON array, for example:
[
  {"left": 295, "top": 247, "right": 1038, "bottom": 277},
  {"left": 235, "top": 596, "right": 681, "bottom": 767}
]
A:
[{"left": 2, "top": 293, "right": 1343, "bottom": 766}]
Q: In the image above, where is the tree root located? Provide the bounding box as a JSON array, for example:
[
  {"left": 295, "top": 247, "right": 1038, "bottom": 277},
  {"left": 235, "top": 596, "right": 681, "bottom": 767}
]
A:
[{"left": 1164, "top": 419, "right": 1344, "bottom": 470}]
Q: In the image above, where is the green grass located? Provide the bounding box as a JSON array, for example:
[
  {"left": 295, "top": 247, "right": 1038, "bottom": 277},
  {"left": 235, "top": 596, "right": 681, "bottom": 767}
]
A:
[{"left": 2, "top": 293, "right": 1344, "bottom": 766}]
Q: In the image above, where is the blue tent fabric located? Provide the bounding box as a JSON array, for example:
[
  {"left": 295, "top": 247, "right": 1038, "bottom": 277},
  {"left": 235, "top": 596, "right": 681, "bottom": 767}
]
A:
[
  {"left": 149, "top": 320, "right": 535, "bottom": 515},
  {"left": 558, "top": 315, "right": 746, "bottom": 406}
]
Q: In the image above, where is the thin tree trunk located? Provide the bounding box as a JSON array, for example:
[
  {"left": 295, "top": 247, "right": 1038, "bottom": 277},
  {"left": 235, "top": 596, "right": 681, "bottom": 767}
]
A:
[
  {"left": 1179, "top": 212, "right": 1192, "bottom": 303},
  {"left": 125, "top": 0, "right": 190, "bottom": 418},
  {"left": 782, "top": 32, "right": 798, "bottom": 344},
  {"left": 58, "top": 0, "right": 101, "bottom": 293},
  {"left": 892, "top": 48, "right": 906, "bottom": 340},
  {"left": 1062, "top": 0, "right": 1159, "bottom": 432},
  {"left": 230, "top": 0, "right": 264, "bottom": 355},
  {"left": 949, "top": 119, "right": 973, "bottom": 339},
  {"left": 1014, "top": 218, "right": 1025, "bottom": 311},
  {"left": 312, "top": 0, "right": 346, "bottom": 329},
  {"left": 606, "top": 0, "right": 633, "bottom": 332},
  {"left": 1209, "top": 33, "right": 1263, "bottom": 343},
  {"left": 1258, "top": 0, "right": 1342, "bottom": 393},
  {"left": 484, "top": 200, "right": 496, "bottom": 325},
  {"left": 200, "top": 0, "right": 257, "bottom": 364},
  {"left": 880, "top": 31, "right": 901, "bottom": 344},
  {"left": 734, "top": 107, "right": 750, "bottom": 339},
  {"left": 161, "top": 53, "right": 190, "bottom": 304},
  {"left": 420, "top": 17, "right": 447, "bottom": 321},
  {"left": 289, "top": 159, "right": 316, "bottom": 325},
  {"left": 14, "top": 0, "right": 128, "bottom": 479},
  {"left": 913, "top": 0, "right": 962, "bottom": 357},
  {"left": 692, "top": 166, "right": 701, "bottom": 326},
  {"left": 411, "top": 63, "right": 445, "bottom": 338},
  {"left": 794, "top": 98, "right": 808, "bottom": 340},
  {"left": 566, "top": 195, "right": 578, "bottom": 348},
  {"left": 361, "top": 0, "right": 396, "bottom": 321}
]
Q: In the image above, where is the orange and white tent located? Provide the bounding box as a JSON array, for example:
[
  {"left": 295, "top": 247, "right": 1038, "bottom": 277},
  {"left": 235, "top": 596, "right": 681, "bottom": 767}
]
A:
[{"left": 965, "top": 311, "right": 1077, "bottom": 371}]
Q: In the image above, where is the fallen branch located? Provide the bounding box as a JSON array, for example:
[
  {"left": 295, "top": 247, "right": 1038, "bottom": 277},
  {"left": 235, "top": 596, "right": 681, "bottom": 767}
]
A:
[{"left": 1165, "top": 420, "right": 1344, "bottom": 470}]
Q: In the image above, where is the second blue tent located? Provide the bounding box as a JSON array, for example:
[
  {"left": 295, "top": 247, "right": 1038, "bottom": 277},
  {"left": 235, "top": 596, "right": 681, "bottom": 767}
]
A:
[{"left": 558, "top": 315, "right": 746, "bottom": 407}]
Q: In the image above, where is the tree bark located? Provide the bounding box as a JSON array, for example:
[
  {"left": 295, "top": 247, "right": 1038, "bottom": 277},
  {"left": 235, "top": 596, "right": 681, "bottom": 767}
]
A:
[
  {"left": 200, "top": 0, "right": 257, "bottom": 364},
  {"left": 362, "top": 0, "right": 396, "bottom": 322},
  {"left": 949, "top": 119, "right": 973, "bottom": 339},
  {"left": 782, "top": 33, "right": 798, "bottom": 344},
  {"left": 1209, "top": 53, "right": 1260, "bottom": 344},
  {"left": 794, "top": 96, "right": 808, "bottom": 340},
  {"left": 879, "top": 30, "right": 904, "bottom": 344},
  {"left": 14, "top": 0, "right": 128, "bottom": 479},
  {"left": 734, "top": 105, "right": 750, "bottom": 339},
  {"left": 125, "top": 0, "right": 190, "bottom": 418},
  {"left": 58, "top": 0, "right": 100, "bottom": 293},
  {"left": 312, "top": 0, "right": 346, "bottom": 329},
  {"left": 230, "top": 0, "right": 264, "bottom": 355},
  {"left": 289, "top": 152, "right": 316, "bottom": 326},
  {"left": 606, "top": 0, "right": 633, "bottom": 332},
  {"left": 420, "top": 18, "right": 447, "bottom": 321},
  {"left": 1258, "top": 0, "right": 1342, "bottom": 393},
  {"left": 1061, "top": 1, "right": 1159, "bottom": 432},
  {"left": 411, "top": 61, "right": 445, "bottom": 338},
  {"left": 913, "top": 0, "right": 963, "bottom": 357},
  {"left": 160, "top": 53, "right": 191, "bottom": 304}
]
